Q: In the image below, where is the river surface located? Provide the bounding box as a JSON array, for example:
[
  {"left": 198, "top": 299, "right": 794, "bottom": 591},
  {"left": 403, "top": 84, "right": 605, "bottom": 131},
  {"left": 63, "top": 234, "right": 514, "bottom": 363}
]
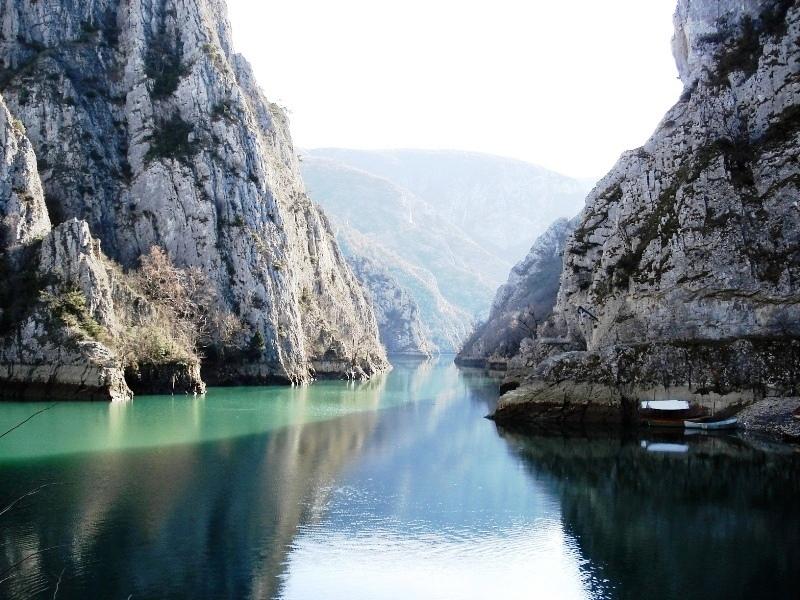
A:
[{"left": 0, "top": 358, "right": 798, "bottom": 600}]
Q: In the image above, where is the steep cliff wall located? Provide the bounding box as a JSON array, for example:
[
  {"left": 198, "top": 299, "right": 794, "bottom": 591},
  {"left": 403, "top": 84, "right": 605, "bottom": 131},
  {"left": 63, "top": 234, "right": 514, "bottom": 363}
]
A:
[
  {"left": 494, "top": 0, "right": 800, "bottom": 424},
  {"left": 456, "top": 217, "right": 577, "bottom": 367},
  {"left": 0, "top": 0, "right": 386, "bottom": 384},
  {"left": 0, "top": 94, "right": 49, "bottom": 256}
]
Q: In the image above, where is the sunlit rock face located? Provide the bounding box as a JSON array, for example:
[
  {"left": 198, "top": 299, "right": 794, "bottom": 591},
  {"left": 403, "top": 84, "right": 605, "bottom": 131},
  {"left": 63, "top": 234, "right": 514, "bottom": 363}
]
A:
[
  {"left": 0, "top": 92, "right": 129, "bottom": 400},
  {"left": 456, "top": 217, "right": 578, "bottom": 368},
  {"left": 0, "top": 218, "right": 133, "bottom": 401},
  {"left": 0, "top": 93, "right": 49, "bottom": 254},
  {"left": 495, "top": 0, "right": 800, "bottom": 423},
  {"left": 0, "top": 0, "right": 387, "bottom": 383}
]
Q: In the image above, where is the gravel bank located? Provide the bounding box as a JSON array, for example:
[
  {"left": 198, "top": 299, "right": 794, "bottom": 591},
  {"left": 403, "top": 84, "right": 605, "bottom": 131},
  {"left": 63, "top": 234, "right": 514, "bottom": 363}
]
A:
[{"left": 737, "top": 398, "right": 800, "bottom": 442}]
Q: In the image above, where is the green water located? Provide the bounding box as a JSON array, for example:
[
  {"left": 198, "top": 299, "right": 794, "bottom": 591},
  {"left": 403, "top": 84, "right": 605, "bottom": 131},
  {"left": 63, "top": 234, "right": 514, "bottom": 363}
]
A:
[
  {"left": 0, "top": 377, "right": 407, "bottom": 461},
  {"left": 0, "top": 358, "right": 798, "bottom": 600}
]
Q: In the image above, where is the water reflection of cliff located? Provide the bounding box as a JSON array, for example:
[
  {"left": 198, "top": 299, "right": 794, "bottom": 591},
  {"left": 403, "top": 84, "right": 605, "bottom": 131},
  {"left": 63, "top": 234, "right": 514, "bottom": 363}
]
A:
[
  {"left": 0, "top": 380, "right": 387, "bottom": 600},
  {"left": 499, "top": 430, "right": 800, "bottom": 600}
]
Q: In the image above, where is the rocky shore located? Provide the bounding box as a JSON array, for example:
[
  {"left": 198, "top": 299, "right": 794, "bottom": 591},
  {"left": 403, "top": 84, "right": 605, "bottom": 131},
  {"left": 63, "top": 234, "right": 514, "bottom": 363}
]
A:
[
  {"left": 737, "top": 398, "right": 800, "bottom": 441},
  {"left": 482, "top": 0, "right": 800, "bottom": 428}
]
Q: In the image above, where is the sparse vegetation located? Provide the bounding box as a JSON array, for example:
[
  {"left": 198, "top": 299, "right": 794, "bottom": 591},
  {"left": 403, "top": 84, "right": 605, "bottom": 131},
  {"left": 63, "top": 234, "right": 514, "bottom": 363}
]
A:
[
  {"left": 145, "top": 29, "right": 187, "bottom": 99},
  {"left": 10, "top": 117, "right": 26, "bottom": 136},
  {"left": 709, "top": 1, "right": 795, "bottom": 86},
  {"left": 41, "top": 287, "right": 106, "bottom": 341},
  {"left": 145, "top": 114, "right": 197, "bottom": 165},
  {"left": 248, "top": 331, "right": 266, "bottom": 359},
  {"left": 711, "top": 16, "right": 761, "bottom": 85},
  {"left": 212, "top": 100, "right": 236, "bottom": 122},
  {"left": 125, "top": 246, "right": 214, "bottom": 360},
  {"left": 104, "top": 248, "right": 244, "bottom": 369}
]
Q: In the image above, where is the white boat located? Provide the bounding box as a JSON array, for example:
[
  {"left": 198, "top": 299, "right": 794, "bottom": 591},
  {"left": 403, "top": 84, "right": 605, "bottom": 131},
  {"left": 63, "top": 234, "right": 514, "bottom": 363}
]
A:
[
  {"left": 683, "top": 416, "right": 739, "bottom": 431},
  {"left": 641, "top": 400, "right": 690, "bottom": 411},
  {"left": 640, "top": 400, "right": 707, "bottom": 427}
]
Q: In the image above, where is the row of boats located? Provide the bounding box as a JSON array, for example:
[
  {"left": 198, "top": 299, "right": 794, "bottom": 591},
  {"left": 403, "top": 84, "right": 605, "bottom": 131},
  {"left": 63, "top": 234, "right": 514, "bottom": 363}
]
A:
[{"left": 640, "top": 400, "right": 739, "bottom": 430}]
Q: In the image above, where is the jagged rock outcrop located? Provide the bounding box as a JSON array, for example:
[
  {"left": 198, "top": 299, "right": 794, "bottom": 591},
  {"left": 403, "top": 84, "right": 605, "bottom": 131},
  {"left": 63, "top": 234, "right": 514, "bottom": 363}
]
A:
[
  {"left": 494, "top": 0, "right": 800, "bottom": 425},
  {"left": 0, "top": 218, "right": 132, "bottom": 401},
  {"left": 0, "top": 91, "right": 140, "bottom": 401},
  {"left": 456, "top": 217, "right": 578, "bottom": 368},
  {"left": 0, "top": 0, "right": 387, "bottom": 384},
  {"left": 345, "top": 251, "right": 434, "bottom": 357},
  {"left": 0, "top": 92, "right": 49, "bottom": 255}
]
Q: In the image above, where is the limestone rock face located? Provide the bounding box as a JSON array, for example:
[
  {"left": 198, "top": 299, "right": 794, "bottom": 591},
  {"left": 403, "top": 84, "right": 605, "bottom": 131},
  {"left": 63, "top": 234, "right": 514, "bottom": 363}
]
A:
[
  {"left": 0, "top": 0, "right": 386, "bottom": 383},
  {"left": 0, "top": 93, "right": 49, "bottom": 254},
  {"left": 495, "top": 0, "right": 800, "bottom": 424},
  {"left": 37, "top": 218, "right": 117, "bottom": 327},
  {"left": 456, "top": 217, "right": 577, "bottom": 367},
  {"left": 0, "top": 219, "right": 132, "bottom": 401},
  {"left": 346, "top": 252, "right": 434, "bottom": 357}
]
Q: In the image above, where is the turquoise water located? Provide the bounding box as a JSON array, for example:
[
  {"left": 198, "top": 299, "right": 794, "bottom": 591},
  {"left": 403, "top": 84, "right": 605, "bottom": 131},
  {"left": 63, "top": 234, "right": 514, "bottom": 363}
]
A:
[{"left": 0, "top": 358, "right": 798, "bottom": 599}]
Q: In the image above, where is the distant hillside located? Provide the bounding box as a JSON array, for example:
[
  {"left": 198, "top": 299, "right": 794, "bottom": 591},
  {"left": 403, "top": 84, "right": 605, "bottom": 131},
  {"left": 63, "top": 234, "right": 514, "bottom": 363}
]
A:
[
  {"left": 305, "top": 149, "right": 592, "bottom": 262},
  {"left": 456, "top": 217, "right": 578, "bottom": 367},
  {"left": 338, "top": 227, "right": 472, "bottom": 353}
]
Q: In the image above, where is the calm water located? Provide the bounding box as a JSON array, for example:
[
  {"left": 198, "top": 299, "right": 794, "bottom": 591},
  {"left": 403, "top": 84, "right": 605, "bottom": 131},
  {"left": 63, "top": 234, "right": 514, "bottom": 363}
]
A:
[{"left": 0, "top": 358, "right": 798, "bottom": 600}]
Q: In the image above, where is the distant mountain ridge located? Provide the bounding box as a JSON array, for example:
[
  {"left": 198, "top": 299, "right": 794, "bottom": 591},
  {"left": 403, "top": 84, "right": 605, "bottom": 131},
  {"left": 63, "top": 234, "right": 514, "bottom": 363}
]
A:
[{"left": 305, "top": 149, "right": 593, "bottom": 261}]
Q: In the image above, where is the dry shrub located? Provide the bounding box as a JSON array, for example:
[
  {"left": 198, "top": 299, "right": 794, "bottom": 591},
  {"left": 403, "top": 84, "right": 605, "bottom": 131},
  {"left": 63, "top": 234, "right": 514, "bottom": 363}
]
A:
[{"left": 116, "top": 247, "right": 244, "bottom": 367}]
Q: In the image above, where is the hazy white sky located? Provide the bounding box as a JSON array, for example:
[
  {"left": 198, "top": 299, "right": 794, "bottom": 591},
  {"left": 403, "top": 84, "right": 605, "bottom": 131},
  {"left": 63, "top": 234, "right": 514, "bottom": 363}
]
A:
[{"left": 227, "top": 0, "right": 682, "bottom": 179}]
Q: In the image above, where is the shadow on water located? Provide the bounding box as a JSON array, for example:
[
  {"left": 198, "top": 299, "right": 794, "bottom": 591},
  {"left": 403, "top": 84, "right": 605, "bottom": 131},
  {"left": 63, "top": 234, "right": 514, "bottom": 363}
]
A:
[
  {"left": 497, "top": 427, "right": 800, "bottom": 600},
  {"left": 0, "top": 407, "right": 387, "bottom": 600}
]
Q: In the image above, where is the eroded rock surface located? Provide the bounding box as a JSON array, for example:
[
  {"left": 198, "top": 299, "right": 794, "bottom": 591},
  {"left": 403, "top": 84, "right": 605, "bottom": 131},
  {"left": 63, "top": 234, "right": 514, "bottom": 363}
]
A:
[
  {"left": 0, "top": 218, "right": 132, "bottom": 401},
  {"left": 494, "top": 0, "right": 800, "bottom": 425},
  {"left": 0, "top": 0, "right": 386, "bottom": 384},
  {"left": 0, "top": 92, "right": 49, "bottom": 255}
]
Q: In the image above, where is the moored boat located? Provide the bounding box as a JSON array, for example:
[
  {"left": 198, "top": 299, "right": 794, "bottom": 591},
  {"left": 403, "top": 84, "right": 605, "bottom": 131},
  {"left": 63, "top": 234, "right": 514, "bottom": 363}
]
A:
[
  {"left": 640, "top": 400, "right": 708, "bottom": 427},
  {"left": 684, "top": 416, "right": 739, "bottom": 431}
]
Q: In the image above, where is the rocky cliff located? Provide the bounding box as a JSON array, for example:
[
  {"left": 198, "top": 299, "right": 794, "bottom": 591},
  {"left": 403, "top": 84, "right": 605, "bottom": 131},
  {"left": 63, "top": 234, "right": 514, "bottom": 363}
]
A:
[
  {"left": 0, "top": 94, "right": 131, "bottom": 400},
  {"left": 494, "top": 0, "right": 800, "bottom": 425},
  {"left": 0, "top": 219, "right": 136, "bottom": 401},
  {"left": 0, "top": 95, "right": 49, "bottom": 255},
  {"left": 456, "top": 217, "right": 577, "bottom": 368},
  {"left": 0, "top": 88, "right": 204, "bottom": 401},
  {"left": 344, "top": 251, "right": 434, "bottom": 357},
  {"left": 0, "top": 0, "right": 387, "bottom": 387}
]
